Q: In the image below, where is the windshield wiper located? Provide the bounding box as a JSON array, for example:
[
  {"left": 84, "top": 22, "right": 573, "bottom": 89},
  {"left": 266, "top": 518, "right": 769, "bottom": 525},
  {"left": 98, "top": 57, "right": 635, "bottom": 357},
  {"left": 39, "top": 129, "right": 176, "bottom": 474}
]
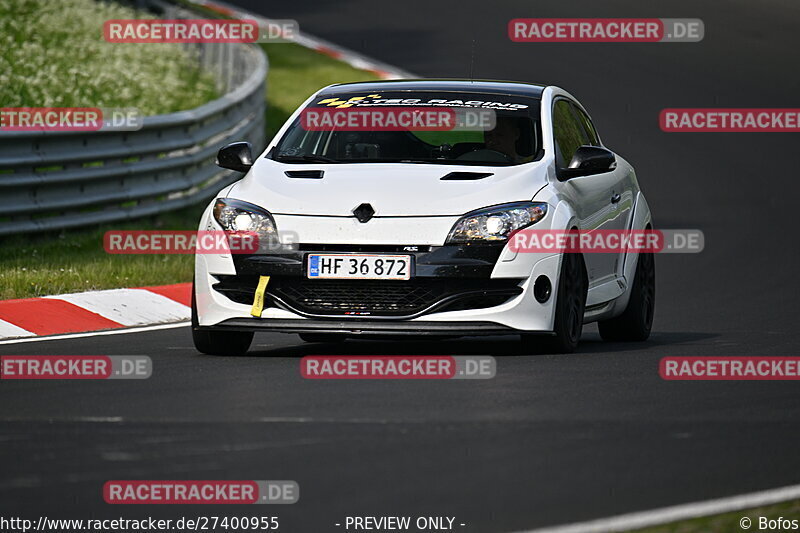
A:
[{"left": 273, "top": 154, "right": 341, "bottom": 164}]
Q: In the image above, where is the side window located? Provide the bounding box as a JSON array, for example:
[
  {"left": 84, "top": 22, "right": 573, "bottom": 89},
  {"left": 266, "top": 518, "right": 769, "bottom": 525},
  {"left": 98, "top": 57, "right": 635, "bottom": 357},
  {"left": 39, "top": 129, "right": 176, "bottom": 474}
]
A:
[
  {"left": 572, "top": 104, "right": 600, "bottom": 146},
  {"left": 552, "top": 99, "right": 589, "bottom": 168}
]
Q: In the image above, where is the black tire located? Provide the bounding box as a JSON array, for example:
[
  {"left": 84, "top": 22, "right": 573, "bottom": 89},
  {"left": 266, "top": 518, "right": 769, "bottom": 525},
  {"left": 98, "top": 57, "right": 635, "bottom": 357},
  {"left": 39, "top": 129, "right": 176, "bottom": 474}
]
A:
[
  {"left": 523, "top": 252, "right": 588, "bottom": 354},
  {"left": 299, "top": 333, "right": 347, "bottom": 343},
  {"left": 598, "top": 251, "right": 655, "bottom": 342},
  {"left": 191, "top": 282, "right": 253, "bottom": 356}
]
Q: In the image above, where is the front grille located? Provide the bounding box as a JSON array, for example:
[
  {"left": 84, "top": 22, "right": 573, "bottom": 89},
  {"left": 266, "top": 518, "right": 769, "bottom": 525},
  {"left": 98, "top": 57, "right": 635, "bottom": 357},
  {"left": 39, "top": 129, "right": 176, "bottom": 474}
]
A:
[
  {"left": 272, "top": 278, "right": 521, "bottom": 316},
  {"left": 213, "top": 276, "right": 523, "bottom": 317}
]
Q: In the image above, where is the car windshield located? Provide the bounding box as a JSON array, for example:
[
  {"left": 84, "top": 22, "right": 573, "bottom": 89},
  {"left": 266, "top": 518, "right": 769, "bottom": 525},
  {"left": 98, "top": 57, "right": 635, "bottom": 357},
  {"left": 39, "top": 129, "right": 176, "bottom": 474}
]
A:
[{"left": 270, "top": 91, "right": 542, "bottom": 166}]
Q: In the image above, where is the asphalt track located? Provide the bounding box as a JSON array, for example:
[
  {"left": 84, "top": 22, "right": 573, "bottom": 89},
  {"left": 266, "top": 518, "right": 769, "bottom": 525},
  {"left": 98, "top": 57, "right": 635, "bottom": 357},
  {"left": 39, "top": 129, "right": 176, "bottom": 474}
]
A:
[{"left": 2, "top": 0, "right": 800, "bottom": 531}]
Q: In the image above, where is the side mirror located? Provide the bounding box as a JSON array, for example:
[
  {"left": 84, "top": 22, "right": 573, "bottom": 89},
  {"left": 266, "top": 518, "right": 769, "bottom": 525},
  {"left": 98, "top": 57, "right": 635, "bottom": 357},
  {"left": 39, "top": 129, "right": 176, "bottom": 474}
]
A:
[
  {"left": 559, "top": 145, "right": 616, "bottom": 180},
  {"left": 216, "top": 142, "right": 253, "bottom": 172}
]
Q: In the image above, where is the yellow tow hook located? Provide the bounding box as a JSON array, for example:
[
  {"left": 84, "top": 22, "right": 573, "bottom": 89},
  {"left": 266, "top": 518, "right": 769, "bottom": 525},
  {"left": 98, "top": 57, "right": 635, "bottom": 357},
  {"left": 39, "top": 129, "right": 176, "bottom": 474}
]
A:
[{"left": 250, "top": 275, "right": 270, "bottom": 317}]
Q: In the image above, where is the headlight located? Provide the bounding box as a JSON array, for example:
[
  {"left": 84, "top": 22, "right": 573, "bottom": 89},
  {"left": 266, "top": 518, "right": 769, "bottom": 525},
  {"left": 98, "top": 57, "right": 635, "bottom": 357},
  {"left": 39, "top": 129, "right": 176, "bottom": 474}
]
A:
[
  {"left": 446, "top": 202, "right": 548, "bottom": 243},
  {"left": 213, "top": 198, "right": 277, "bottom": 241}
]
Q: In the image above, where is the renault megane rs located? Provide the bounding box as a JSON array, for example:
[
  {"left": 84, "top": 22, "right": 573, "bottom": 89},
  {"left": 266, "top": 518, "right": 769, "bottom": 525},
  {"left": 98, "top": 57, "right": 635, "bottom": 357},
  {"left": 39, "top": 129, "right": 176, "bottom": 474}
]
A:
[{"left": 192, "top": 80, "right": 655, "bottom": 355}]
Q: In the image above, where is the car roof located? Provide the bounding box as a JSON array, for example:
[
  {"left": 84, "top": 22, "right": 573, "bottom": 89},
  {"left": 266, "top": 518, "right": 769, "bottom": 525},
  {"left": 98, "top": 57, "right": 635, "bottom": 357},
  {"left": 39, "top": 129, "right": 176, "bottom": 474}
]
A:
[{"left": 317, "top": 79, "right": 547, "bottom": 99}]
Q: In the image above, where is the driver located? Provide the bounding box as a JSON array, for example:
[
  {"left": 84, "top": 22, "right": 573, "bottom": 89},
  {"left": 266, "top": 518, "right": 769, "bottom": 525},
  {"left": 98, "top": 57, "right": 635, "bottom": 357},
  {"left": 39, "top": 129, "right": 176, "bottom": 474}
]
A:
[{"left": 484, "top": 118, "right": 522, "bottom": 162}]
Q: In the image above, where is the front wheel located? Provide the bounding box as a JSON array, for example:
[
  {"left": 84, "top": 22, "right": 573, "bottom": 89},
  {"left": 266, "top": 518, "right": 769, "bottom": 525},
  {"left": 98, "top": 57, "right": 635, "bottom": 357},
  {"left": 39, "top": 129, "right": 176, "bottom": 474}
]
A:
[
  {"left": 191, "top": 282, "right": 253, "bottom": 356},
  {"left": 598, "top": 251, "right": 655, "bottom": 342},
  {"left": 523, "top": 252, "right": 587, "bottom": 354}
]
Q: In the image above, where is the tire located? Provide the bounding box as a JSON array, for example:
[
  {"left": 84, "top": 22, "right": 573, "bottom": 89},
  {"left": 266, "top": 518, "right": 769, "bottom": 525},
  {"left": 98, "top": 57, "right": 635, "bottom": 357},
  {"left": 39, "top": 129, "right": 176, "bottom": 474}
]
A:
[
  {"left": 299, "top": 333, "right": 347, "bottom": 343},
  {"left": 523, "top": 252, "right": 588, "bottom": 354},
  {"left": 598, "top": 250, "right": 655, "bottom": 342},
  {"left": 191, "top": 282, "right": 253, "bottom": 356}
]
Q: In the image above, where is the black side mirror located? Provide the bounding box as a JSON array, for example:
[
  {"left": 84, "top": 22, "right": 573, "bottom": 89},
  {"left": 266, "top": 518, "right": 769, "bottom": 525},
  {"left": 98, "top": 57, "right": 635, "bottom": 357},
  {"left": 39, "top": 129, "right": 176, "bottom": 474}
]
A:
[
  {"left": 216, "top": 142, "right": 253, "bottom": 172},
  {"left": 559, "top": 145, "right": 616, "bottom": 180}
]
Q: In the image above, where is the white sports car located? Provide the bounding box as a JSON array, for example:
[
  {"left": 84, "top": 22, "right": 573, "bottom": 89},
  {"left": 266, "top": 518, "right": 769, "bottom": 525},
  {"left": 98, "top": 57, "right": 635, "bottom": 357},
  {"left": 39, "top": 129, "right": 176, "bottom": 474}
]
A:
[{"left": 192, "top": 80, "right": 654, "bottom": 355}]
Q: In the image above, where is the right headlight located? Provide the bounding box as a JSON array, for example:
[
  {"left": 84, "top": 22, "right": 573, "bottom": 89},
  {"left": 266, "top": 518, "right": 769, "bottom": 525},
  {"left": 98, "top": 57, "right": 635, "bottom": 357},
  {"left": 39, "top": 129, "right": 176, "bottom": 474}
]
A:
[
  {"left": 212, "top": 198, "right": 277, "bottom": 241},
  {"left": 446, "top": 202, "right": 548, "bottom": 243}
]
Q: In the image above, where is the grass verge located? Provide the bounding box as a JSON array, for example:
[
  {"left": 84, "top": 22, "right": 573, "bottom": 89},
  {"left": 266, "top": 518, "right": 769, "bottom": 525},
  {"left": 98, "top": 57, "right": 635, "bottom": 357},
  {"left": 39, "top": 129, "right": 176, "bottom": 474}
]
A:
[
  {"left": 1, "top": 0, "right": 218, "bottom": 114},
  {"left": 626, "top": 497, "right": 800, "bottom": 533},
  {"left": 0, "top": 206, "right": 204, "bottom": 300}
]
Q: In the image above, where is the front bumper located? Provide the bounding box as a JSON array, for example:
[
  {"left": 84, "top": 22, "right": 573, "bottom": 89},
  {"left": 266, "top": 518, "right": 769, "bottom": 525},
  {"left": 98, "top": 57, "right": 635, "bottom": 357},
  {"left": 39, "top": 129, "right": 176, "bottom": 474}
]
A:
[
  {"left": 195, "top": 195, "right": 562, "bottom": 333},
  {"left": 195, "top": 242, "right": 562, "bottom": 334},
  {"left": 213, "top": 242, "right": 521, "bottom": 319}
]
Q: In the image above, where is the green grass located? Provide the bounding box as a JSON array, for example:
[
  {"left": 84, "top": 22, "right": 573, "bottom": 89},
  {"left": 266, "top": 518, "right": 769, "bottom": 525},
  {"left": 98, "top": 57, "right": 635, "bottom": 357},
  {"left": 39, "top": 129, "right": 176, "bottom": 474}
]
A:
[
  {"left": 0, "top": 4, "right": 379, "bottom": 299},
  {"left": 0, "top": 205, "right": 206, "bottom": 300},
  {"left": 0, "top": 0, "right": 218, "bottom": 114},
  {"left": 626, "top": 498, "right": 800, "bottom": 533}
]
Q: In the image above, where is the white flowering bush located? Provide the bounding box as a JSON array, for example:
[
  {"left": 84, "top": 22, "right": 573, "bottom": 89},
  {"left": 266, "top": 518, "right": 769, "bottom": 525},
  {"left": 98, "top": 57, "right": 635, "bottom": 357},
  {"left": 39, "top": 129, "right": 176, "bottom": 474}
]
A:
[{"left": 0, "top": 0, "right": 218, "bottom": 114}]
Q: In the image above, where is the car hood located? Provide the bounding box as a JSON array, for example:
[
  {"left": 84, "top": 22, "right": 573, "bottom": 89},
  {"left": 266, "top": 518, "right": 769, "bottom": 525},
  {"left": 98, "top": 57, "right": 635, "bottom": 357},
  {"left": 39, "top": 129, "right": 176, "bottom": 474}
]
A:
[{"left": 228, "top": 159, "right": 549, "bottom": 217}]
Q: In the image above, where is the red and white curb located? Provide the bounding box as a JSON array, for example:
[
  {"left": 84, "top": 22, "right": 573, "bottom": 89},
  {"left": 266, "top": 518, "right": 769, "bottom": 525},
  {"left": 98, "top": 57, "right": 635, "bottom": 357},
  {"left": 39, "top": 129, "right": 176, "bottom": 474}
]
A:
[
  {"left": 188, "top": 0, "right": 417, "bottom": 79},
  {"left": 0, "top": 283, "right": 191, "bottom": 340}
]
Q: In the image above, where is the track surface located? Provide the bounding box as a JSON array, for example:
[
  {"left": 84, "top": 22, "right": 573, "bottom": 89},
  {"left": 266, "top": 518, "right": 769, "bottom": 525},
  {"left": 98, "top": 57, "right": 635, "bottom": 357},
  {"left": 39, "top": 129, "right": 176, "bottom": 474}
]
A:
[{"left": 2, "top": 1, "right": 800, "bottom": 531}]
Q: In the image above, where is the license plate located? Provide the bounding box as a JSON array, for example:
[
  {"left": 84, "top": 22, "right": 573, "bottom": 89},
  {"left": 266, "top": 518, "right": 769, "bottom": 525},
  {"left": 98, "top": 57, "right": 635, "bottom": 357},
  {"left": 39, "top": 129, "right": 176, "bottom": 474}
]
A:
[{"left": 307, "top": 254, "right": 412, "bottom": 280}]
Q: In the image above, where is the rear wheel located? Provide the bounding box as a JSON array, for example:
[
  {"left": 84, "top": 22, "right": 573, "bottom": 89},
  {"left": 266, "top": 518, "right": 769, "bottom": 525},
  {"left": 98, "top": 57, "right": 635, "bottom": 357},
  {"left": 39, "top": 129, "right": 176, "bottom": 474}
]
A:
[
  {"left": 598, "top": 251, "right": 655, "bottom": 342},
  {"left": 523, "top": 252, "right": 587, "bottom": 354},
  {"left": 299, "top": 333, "right": 347, "bottom": 343},
  {"left": 191, "top": 282, "right": 253, "bottom": 356}
]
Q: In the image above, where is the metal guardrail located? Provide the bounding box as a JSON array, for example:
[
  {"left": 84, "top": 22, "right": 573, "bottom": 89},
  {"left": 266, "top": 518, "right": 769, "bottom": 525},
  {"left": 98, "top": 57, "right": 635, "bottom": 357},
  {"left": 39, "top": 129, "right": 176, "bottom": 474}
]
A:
[{"left": 0, "top": 3, "right": 267, "bottom": 237}]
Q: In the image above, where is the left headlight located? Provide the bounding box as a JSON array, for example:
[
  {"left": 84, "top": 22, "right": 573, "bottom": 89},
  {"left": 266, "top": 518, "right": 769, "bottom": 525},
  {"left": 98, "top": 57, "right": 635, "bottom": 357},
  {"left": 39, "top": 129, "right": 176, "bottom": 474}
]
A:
[
  {"left": 446, "top": 202, "right": 548, "bottom": 243},
  {"left": 213, "top": 198, "right": 277, "bottom": 240}
]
